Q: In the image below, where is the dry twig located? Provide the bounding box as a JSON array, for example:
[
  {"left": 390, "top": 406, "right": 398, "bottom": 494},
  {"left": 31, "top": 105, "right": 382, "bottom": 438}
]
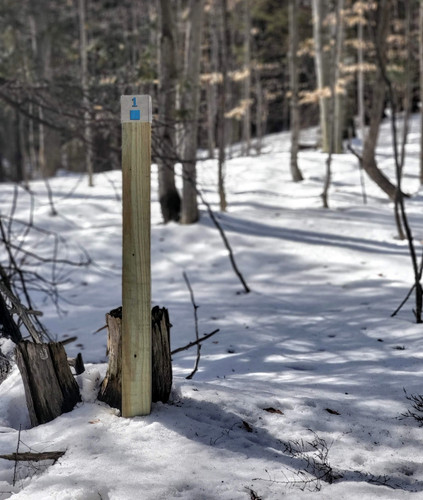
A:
[{"left": 183, "top": 272, "right": 201, "bottom": 379}]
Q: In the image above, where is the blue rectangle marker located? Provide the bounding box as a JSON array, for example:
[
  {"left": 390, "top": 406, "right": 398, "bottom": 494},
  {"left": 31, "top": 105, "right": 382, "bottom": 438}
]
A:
[{"left": 130, "top": 109, "right": 140, "bottom": 120}]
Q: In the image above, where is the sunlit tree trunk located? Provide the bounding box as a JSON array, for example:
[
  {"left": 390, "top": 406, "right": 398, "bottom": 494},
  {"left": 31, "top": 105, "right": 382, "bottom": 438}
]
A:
[{"left": 312, "top": 0, "right": 330, "bottom": 152}]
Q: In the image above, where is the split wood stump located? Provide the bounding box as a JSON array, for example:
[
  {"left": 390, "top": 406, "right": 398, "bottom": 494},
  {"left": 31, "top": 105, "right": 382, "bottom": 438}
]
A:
[
  {"left": 16, "top": 341, "right": 81, "bottom": 427},
  {"left": 98, "top": 306, "right": 172, "bottom": 411}
]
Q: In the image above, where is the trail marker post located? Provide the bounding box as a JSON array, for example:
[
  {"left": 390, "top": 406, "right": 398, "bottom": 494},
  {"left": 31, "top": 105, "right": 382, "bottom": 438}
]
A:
[{"left": 121, "top": 95, "right": 152, "bottom": 417}]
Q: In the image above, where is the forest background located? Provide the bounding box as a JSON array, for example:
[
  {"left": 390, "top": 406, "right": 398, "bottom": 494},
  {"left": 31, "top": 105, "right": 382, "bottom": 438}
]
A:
[
  {"left": 1, "top": 0, "right": 422, "bottom": 221},
  {"left": 1, "top": 1, "right": 423, "bottom": 497}
]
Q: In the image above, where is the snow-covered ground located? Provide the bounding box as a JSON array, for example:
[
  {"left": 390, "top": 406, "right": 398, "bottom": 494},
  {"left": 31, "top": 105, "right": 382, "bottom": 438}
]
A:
[{"left": 1, "top": 116, "right": 423, "bottom": 498}]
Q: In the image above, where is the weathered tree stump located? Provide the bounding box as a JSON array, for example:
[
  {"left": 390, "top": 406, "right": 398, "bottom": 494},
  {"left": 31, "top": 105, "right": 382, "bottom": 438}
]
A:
[
  {"left": 98, "top": 306, "right": 172, "bottom": 411},
  {"left": 16, "top": 341, "right": 81, "bottom": 427},
  {"left": 98, "top": 307, "right": 122, "bottom": 410},
  {"left": 152, "top": 306, "right": 172, "bottom": 403}
]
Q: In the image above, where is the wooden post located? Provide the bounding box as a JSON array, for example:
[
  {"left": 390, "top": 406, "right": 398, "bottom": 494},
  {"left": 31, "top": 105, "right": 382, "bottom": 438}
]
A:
[{"left": 121, "top": 95, "right": 152, "bottom": 417}]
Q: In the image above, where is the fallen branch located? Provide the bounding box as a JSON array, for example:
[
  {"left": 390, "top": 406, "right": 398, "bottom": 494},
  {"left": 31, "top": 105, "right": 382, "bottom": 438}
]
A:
[
  {"left": 171, "top": 329, "right": 220, "bottom": 356},
  {"left": 0, "top": 451, "right": 65, "bottom": 463},
  {"left": 391, "top": 284, "right": 415, "bottom": 317},
  {"left": 197, "top": 189, "right": 250, "bottom": 294}
]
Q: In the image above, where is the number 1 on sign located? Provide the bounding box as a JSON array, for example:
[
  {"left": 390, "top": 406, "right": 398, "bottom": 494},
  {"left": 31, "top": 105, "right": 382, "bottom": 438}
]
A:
[{"left": 132, "top": 97, "right": 137, "bottom": 107}]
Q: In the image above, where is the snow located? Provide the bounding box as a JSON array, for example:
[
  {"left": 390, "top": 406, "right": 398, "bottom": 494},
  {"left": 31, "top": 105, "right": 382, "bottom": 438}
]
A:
[{"left": 1, "top": 116, "right": 423, "bottom": 498}]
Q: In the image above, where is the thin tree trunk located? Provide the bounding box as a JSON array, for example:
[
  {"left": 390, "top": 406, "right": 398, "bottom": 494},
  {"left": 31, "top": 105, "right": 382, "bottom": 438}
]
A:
[
  {"left": 206, "top": 9, "right": 219, "bottom": 159},
  {"left": 241, "top": 0, "right": 251, "bottom": 156},
  {"left": 419, "top": 0, "right": 423, "bottom": 184},
  {"left": 28, "top": 104, "right": 37, "bottom": 180},
  {"left": 255, "top": 68, "right": 264, "bottom": 155},
  {"left": 394, "top": 0, "right": 412, "bottom": 240},
  {"left": 78, "top": 0, "right": 94, "bottom": 187},
  {"left": 15, "top": 110, "right": 24, "bottom": 184},
  {"left": 322, "top": 0, "right": 343, "bottom": 208},
  {"left": 333, "top": 0, "right": 345, "bottom": 155},
  {"left": 375, "top": 0, "right": 422, "bottom": 322},
  {"left": 357, "top": 4, "right": 365, "bottom": 141},
  {"left": 288, "top": 0, "right": 303, "bottom": 182},
  {"left": 157, "top": 0, "right": 181, "bottom": 223},
  {"left": 217, "top": 0, "right": 229, "bottom": 212},
  {"left": 361, "top": 2, "right": 397, "bottom": 201},
  {"left": 180, "top": 0, "right": 204, "bottom": 224},
  {"left": 312, "top": 0, "right": 330, "bottom": 152}
]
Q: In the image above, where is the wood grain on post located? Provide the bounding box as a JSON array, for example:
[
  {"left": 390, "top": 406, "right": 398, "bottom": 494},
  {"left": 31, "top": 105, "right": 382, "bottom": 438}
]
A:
[{"left": 121, "top": 95, "right": 152, "bottom": 417}]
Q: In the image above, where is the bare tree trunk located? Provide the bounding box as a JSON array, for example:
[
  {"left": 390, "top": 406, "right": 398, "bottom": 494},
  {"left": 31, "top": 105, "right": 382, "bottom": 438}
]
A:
[
  {"left": 78, "top": 0, "right": 94, "bottom": 187},
  {"left": 35, "top": 4, "right": 61, "bottom": 178},
  {"left": 361, "top": 1, "right": 397, "bottom": 201},
  {"left": 241, "top": 0, "right": 251, "bottom": 156},
  {"left": 333, "top": 0, "right": 345, "bottom": 155},
  {"left": 288, "top": 0, "right": 303, "bottom": 182},
  {"left": 394, "top": 0, "right": 412, "bottom": 240},
  {"left": 321, "top": 0, "right": 344, "bottom": 208},
  {"left": 157, "top": 0, "right": 181, "bottom": 223},
  {"left": 205, "top": 9, "right": 219, "bottom": 159},
  {"left": 375, "top": 1, "right": 422, "bottom": 323},
  {"left": 312, "top": 0, "right": 330, "bottom": 152},
  {"left": 420, "top": 0, "right": 423, "bottom": 184},
  {"left": 15, "top": 110, "right": 24, "bottom": 184},
  {"left": 357, "top": 3, "right": 365, "bottom": 141},
  {"left": 217, "top": 0, "right": 229, "bottom": 212},
  {"left": 180, "top": 0, "right": 204, "bottom": 225},
  {"left": 254, "top": 68, "right": 264, "bottom": 155}
]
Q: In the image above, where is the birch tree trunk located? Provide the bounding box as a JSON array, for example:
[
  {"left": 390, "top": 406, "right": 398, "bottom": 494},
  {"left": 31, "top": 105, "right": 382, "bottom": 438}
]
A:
[
  {"left": 288, "top": 0, "right": 303, "bottom": 182},
  {"left": 157, "top": 0, "right": 181, "bottom": 223},
  {"left": 180, "top": 0, "right": 205, "bottom": 225}
]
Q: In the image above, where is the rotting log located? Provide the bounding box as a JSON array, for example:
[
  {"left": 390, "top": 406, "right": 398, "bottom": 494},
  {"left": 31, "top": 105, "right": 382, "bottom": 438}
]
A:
[
  {"left": 98, "top": 306, "right": 172, "bottom": 411},
  {"left": 16, "top": 341, "right": 81, "bottom": 427}
]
